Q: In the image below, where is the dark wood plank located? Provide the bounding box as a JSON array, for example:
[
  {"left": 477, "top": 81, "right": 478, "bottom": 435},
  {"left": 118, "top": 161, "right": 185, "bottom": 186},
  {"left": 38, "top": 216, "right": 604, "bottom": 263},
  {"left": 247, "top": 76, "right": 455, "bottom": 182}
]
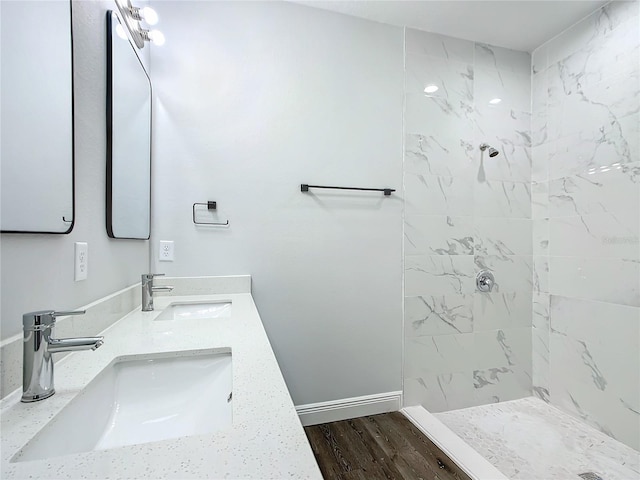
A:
[
  {"left": 345, "top": 417, "right": 408, "bottom": 480},
  {"left": 305, "top": 412, "right": 472, "bottom": 480},
  {"left": 330, "top": 419, "right": 377, "bottom": 471},
  {"left": 379, "top": 413, "right": 473, "bottom": 480},
  {"left": 355, "top": 415, "right": 444, "bottom": 480},
  {"left": 341, "top": 468, "right": 385, "bottom": 480},
  {"left": 306, "top": 417, "right": 402, "bottom": 480},
  {"left": 383, "top": 412, "right": 471, "bottom": 480},
  {"left": 363, "top": 414, "right": 441, "bottom": 478},
  {"left": 305, "top": 424, "right": 348, "bottom": 479}
]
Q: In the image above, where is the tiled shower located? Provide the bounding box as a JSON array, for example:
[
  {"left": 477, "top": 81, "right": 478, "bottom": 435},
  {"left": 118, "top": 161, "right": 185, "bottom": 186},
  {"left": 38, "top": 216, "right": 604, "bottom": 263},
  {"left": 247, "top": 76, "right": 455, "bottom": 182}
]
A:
[
  {"left": 403, "top": 0, "right": 639, "bottom": 452},
  {"left": 403, "top": 29, "right": 534, "bottom": 411},
  {"left": 531, "top": 1, "right": 639, "bottom": 449}
]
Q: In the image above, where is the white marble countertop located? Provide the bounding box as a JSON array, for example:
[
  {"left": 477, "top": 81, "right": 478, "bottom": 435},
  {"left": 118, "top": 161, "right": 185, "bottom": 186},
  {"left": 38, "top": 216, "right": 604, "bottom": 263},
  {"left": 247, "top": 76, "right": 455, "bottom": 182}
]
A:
[{"left": 1, "top": 292, "right": 322, "bottom": 479}]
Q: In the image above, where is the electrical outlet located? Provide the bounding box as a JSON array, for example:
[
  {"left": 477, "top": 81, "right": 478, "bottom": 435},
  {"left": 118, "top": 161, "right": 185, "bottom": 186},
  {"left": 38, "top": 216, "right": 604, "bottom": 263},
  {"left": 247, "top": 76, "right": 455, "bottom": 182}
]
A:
[
  {"left": 159, "top": 240, "right": 174, "bottom": 261},
  {"left": 75, "top": 242, "right": 88, "bottom": 281}
]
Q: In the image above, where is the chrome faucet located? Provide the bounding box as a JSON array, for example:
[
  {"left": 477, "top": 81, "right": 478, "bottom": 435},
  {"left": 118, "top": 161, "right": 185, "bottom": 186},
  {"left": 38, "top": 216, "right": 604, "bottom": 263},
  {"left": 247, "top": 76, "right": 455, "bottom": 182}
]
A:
[
  {"left": 22, "top": 310, "right": 104, "bottom": 403},
  {"left": 142, "top": 273, "right": 174, "bottom": 311}
]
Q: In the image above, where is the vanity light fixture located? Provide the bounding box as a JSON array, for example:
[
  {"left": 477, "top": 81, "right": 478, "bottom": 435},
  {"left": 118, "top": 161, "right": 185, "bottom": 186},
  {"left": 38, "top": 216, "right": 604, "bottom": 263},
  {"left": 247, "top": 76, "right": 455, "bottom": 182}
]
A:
[
  {"left": 114, "top": 0, "right": 165, "bottom": 49},
  {"left": 142, "top": 29, "right": 165, "bottom": 46},
  {"left": 129, "top": 5, "right": 158, "bottom": 25}
]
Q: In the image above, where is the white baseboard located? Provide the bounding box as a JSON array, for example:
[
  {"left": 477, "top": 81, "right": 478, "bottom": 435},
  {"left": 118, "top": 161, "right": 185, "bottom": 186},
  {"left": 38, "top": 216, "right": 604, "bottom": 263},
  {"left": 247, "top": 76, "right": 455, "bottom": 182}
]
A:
[
  {"left": 402, "top": 405, "right": 508, "bottom": 480},
  {"left": 296, "top": 391, "right": 402, "bottom": 426}
]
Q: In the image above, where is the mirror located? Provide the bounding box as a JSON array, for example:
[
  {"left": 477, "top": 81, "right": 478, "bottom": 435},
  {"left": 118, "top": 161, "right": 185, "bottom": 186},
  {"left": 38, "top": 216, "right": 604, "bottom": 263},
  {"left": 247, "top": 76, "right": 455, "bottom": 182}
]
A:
[
  {"left": 1, "top": 0, "right": 74, "bottom": 233},
  {"left": 106, "top": 11, "right": 151, "bottom": 240}
]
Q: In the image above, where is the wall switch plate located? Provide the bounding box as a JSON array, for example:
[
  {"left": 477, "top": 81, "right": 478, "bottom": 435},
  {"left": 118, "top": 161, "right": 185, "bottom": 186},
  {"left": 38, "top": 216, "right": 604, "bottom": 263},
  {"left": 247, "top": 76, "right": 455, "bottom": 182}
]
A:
[
  {"left": 159, "top": 240, "right": 174, "bottom": 262},
  {"left": 74, "top": 242, "right": 88, "bottom": 281}
]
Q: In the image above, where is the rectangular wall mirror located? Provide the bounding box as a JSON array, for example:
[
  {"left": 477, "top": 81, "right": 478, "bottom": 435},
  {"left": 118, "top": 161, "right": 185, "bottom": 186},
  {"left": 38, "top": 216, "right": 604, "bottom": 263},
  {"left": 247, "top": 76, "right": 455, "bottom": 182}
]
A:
[
  {"left": 1, "top": 0, "right": 74, "bottom": 234},
  {"left": 106, "top": 10, "right": 151, "bottom": 240}
]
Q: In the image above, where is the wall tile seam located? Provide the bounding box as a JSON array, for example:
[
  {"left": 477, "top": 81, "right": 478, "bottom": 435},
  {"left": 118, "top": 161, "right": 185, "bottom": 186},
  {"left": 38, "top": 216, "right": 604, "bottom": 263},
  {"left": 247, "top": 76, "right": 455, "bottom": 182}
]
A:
[
  {"left": 403, "top": 292, "right": 533, "bottom": 296},
  {"left": 545, "top": 293, "right": 640, "bottom": 308},
  {"left": 531, "top": 168, "right": 640, "bottom": 186},
  {"left": 404, "top": 327, "right": 534, "bottom": 336},
  {"left": 544, "top": 255, "right": 639, "bottom": 260},
  {"left": 405, "top": 171, "right": 535, "bottom": 184},
  {"left": 401, "top": 25, "right": 409, "bottom": 405},
  {"left": 406, "top": 331, "right": 535, "bottom": 338},
  {"left": 549, "top": 11, "right": 640, "bottom": 63},
  {"left": 543, "top": 162, "right": 640, "bottom": 177},
  {"left": 539, "top": 164, "right": 640, "bottom": 178},
  {"left": 529, "top": 2, "right": 612, "bottom": 57}
]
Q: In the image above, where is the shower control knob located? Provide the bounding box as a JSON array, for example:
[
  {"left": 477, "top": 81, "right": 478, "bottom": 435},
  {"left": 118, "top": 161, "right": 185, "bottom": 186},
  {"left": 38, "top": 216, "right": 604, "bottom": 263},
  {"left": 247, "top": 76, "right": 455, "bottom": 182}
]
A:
[{"left": 476, "top": 270, "right": 495, "bottom": 293}]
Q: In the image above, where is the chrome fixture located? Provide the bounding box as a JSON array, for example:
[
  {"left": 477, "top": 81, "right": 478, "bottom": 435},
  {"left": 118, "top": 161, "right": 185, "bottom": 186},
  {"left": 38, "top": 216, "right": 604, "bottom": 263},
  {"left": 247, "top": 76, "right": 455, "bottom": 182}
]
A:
[
  {"left": 114, "top": 0, "right": 164, "bottom": 48},
  {"left": 142, "top": 273, "right": 174, "bottom": 311},
  {"left": 479, "top": 143, "right": 500, "bottom": 157},
  {"left": 476, "top": 270, "right": 495, "bottom": 293},
  {"left": 128, "top": 5, "right": 158, "bottom": 25},
  {"left": 22, "top": 310, "right": 104, "bottom": 403}
]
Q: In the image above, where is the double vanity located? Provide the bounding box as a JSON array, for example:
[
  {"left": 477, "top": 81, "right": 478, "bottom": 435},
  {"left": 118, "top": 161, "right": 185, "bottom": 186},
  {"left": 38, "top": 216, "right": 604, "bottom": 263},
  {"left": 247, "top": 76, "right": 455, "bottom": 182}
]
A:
[
  {"left": 0, "top": 4, "right": 320, "bottom": 477},
  {"left": 1, "top": 276, "right": 322, "bottom": 479}
]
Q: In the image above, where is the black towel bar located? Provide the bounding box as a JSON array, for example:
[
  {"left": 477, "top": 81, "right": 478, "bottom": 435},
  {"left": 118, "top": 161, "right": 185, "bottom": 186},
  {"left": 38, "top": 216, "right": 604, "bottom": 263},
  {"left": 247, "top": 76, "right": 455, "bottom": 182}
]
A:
[{"left": 300, "top": 184, "right": 395, "bottom": 196}]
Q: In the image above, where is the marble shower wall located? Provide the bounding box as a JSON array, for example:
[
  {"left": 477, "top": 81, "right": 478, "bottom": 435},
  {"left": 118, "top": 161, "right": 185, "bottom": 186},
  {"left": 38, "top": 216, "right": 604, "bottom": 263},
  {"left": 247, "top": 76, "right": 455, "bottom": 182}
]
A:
[
  {"left": 403, "top": 29, "right": 533, "bottom": 412},
  {"left": 530, "top": 1, "right": 640, "bottom": 450}
]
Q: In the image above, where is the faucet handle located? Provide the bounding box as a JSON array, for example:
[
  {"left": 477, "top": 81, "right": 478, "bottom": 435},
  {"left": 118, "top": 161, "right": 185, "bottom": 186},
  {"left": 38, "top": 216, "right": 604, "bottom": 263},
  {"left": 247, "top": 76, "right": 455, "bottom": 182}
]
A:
[
  {"left": 142, "top": 273, "right": 165, "bottom": 281},
  {"left": 52, "top": 310, "right": 86, "bottom": 318},
  {"left": 23, "top": 310, "right": 85, "bottom": 331}
]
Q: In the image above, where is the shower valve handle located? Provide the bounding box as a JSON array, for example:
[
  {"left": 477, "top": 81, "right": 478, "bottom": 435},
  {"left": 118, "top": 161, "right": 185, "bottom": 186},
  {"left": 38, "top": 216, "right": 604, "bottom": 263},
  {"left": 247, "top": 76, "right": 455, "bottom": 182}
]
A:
[{"left": 476, "top": 270, "right": 495, "bottom": 293}]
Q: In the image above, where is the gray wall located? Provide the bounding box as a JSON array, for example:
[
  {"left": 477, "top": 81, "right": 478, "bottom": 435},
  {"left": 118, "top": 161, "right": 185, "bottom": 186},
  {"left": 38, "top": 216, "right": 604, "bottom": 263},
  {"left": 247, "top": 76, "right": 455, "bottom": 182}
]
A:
[
  {"left": 0, "top": 0, "right": 149, "bottom": 341},
  {"left": 402, "top": 28, "right": 533, "bottom": 411},
  {"left": 149, "top": 1, "right": 404, "bottom": 405},
  {"left": 531, "top": 0, "right": 640, "bottom": 450}
]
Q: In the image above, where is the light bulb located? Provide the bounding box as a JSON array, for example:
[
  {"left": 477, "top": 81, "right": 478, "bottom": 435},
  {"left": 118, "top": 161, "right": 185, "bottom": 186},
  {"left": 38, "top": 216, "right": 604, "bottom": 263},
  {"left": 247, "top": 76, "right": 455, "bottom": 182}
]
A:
[
  {"left": 423, "top": 84, "right": 439, "bottom": 94},
  {"left": 148, "top": 29, "right": 165, "bottom": 46},
  {"left": 140, "top": 6, "right": 158, "bottom": 25},
  {"left": 489, "top": 98, "right": 502, "bottom": 105},
  {"left": 115, "top": 24, "right": 128, "bottom": 40}
]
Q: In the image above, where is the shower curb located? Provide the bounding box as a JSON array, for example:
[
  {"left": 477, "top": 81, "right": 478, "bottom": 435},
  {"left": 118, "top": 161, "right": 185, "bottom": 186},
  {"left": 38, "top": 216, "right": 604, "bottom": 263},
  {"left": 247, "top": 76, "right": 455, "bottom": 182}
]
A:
[{"left": 402, "top": 405, "right": 509, "bottom": 480}]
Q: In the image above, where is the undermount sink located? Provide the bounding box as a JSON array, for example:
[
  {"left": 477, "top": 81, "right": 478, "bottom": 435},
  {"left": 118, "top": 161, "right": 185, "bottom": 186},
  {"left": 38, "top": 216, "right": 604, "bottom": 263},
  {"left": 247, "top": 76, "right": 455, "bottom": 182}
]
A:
[
  {"left": 13, "top": 349, "right": 232, "bottom": 463},
  {"left": 154, "top": 301, "right": 232, "bottom": 321}
]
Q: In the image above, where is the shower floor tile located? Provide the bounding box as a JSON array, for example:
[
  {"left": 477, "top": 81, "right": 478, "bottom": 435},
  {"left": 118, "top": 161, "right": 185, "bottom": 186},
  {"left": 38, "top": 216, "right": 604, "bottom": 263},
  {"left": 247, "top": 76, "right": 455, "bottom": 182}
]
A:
[{"left": 434, "top": 397, "right": 640, "bottom": 480}]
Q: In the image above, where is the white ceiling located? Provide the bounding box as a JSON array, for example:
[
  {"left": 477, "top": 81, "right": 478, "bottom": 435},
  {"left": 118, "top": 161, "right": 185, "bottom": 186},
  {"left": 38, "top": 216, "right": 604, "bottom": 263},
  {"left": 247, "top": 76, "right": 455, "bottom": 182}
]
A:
[{"left": 291, "top": 0, "right": 609, "bottom": 52}]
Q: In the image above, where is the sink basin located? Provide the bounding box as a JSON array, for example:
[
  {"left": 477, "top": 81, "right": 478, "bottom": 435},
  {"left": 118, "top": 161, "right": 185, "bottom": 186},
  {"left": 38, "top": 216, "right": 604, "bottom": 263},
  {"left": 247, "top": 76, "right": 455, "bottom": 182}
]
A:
[
  {"left": 154, "top": 301, "right": 232, "bottom": 321},
  {"left": 13, "top": 349, "right": 232, "bottom": 462}
]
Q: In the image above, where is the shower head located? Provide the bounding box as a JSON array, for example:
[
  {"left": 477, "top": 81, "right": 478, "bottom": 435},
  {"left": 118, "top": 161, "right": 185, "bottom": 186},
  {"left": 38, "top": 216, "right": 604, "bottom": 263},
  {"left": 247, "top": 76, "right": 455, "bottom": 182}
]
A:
[{"left": 480, "top": 143, "right": 499, "bottom": 157}]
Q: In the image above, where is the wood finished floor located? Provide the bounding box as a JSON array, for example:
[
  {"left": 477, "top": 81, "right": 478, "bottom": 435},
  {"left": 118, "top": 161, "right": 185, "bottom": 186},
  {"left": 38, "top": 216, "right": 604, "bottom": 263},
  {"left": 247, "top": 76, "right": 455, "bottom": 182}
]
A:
[{"left": 304, "top": 412, "right": 472, "bottom": 480}]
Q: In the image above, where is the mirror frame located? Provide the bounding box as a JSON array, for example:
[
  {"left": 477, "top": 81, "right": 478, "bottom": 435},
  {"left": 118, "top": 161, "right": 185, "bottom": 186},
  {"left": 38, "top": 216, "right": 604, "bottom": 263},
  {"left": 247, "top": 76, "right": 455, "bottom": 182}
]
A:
[
  {"left": 105, "top": 10, "right": 152, "bottom": 240},
  {"left": 0, "top": 1, "right": 75, "bottom": 234}
]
